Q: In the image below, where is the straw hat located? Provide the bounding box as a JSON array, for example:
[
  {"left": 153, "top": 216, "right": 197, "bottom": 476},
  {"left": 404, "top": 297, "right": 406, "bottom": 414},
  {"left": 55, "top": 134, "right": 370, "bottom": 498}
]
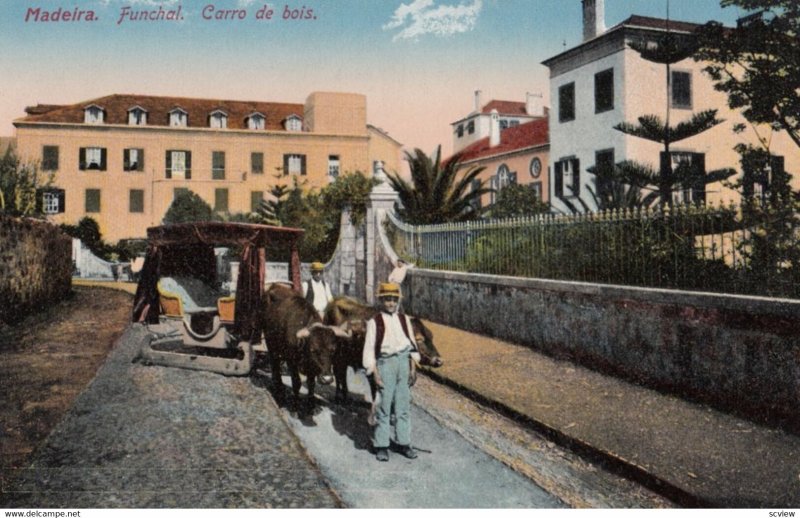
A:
[
  {"left": 377, "top": 282, "right": 401, "bottom": 298},
  {"left": 310, "top": 261, "right": 325, "bottom": 272}
]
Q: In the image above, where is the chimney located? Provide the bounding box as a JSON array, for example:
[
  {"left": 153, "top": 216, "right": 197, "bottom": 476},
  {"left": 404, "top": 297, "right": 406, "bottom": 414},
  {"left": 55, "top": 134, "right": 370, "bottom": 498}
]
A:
[
  {"left": 526, "top": 92, "right": 544, "bottom": 117},
  {"left": 582, "top": 0, "right": 605, "bottom": 42},
  {"left": 489, "top": 109, "right": 500, "bottom": 147},
  {"left": 474, "top": 90, "right": 483, "bottom": 113}
]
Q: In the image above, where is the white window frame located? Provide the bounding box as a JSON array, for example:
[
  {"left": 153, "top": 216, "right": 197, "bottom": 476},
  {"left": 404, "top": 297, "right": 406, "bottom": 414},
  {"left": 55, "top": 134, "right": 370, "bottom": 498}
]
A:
[
  {"left": 169, "top": 109, "right": 188, "bottom": 127},
  {"left": 43, "top": 192, "right": 60, "bottom": 214},
  {"left": 287, "top": 154, "right": 303, "bottom": 175},
  {"left": 247, "top": 113, "right": 265, "bottom": 130},
  {"left": 209, "top": 111, "right": 228, "bottom": 129},
  {"left": 328, "top": 155, "right": 340, "bottom": 178},
  {"left": 171, "top": 150, "right": 187, "bottom": 179},
  {"left": 86, "top": 147, "right": 102, "bottom": 168},
  {"left": 128, "top": 107, "right": 147, "bottom": 126},
  {"left": 670, "top": 152, "right": 696, "bottom": 204},
  {"left": 84, "top": 105, "right": 104, "bottom": 124},
  {"left": 285, "top": 115, "right": 302, "bottom": 132}
]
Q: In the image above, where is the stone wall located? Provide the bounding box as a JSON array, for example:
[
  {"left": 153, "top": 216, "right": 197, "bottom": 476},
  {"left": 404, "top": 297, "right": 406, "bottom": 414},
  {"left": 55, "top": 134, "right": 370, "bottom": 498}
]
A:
[
  {"left": 404, "top": 269, "right": 800, "bottom": 430},
  {"left": 0, "top": 216, "right": 72, "bottom": 325}
]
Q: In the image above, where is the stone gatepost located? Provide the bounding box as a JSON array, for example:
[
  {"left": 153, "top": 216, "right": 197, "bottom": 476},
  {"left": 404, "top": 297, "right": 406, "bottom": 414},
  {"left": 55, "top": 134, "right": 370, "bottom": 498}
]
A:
[{"left": 365, "top": 161, "right": 398, "bottom": 304}]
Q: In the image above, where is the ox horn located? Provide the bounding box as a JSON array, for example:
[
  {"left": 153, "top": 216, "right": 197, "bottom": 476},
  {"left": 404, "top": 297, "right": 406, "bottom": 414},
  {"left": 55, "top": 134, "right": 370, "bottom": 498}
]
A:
[{"left": 330, "top": 322, "right": 352, "bottom": 338}]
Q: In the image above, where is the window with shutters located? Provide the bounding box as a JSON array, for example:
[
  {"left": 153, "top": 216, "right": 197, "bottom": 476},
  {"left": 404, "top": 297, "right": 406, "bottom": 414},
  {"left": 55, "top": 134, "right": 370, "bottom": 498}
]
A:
[
  {"left": 742, "top": 153, "right": 784, "bottom": 201},
  {"left": 328, "top": 155, "right": 340, "bottom": 179},
  {"left": 283, "top": 154, "right": 306, "bottom": 176},
  {"left": 79, "top": 147, "right": 107, "bottom": 171},
  {"left": 85, "top": 189, "right": 101, "bottom": 213},
  {"left": 129, "top": 189, "right": 144, "bottom": 213},
  {"left": 470, "top": 178, "right": 482, "bottom": 210},
  {"left": 594, "top": 68, "right": 614, "bottom": 113},
  {"left": 251, "top": 191, "right": 263, "bottom": 212},
  {"left": 128, "top": 107, "right": 147, "bottom": 126},
  {"left": 554, "top": 157, "right": 580, "bottom": 198},
  {"left": 212, "top": 151, "right": 226, "bottom": 180},
  {"left": 671, "top": 70, "right": 692, "bottom": 109},
  {"left": 251, "top": 152, "right": 264, "bottom": 174},
  {"left": 662, "top": 151, "right": 706, "bottom": 204},
  {"left": 166, "top": 150, "right": 191, "bottom": 179},
  {"left": 84, "top": 105, "right": 104, "bottom": 124},
  {"left": 214, "top": 188, "right": 229, "bottom": 212},
  {"left": 467, "top": 120, "right": 475, "bottom": 134},
  {"left": 42, "top": 145, "right": 59, "bottom": 171},
  {"left": 594, "top": 149, "right": 615, "bottom": 196},
  {"left": 124, "top": 148, "right": 144, "bottom": 172},
  {"left": 42, "top": 189, "right": 65, "bottom": 214},
  {"left": 559, "top": 82, "right": 576, "bottom": 122}
]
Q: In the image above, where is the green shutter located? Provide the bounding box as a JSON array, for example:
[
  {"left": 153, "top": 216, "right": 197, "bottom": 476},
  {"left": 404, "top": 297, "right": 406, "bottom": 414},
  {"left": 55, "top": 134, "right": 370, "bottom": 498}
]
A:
[
  {"left": 215, "top": 188, "right": 228, "bottom": 212},
  {"left": 100, "top": 148, "right": 107, "bottom": 171},
  {"left": 138, "top": 149, "right": 145, "bottom": 171},
  {"left": 79, "top": 148, "right": 87, "bottom": 170},
  {"left": 123, "top": 149, "right": 130, "bottom": 171},
  {"left": 301, "top": 155, "right": 307, "bottom": 175},
  {"left": 165, "top": 150, "right": 172, "bottom": 179},
  {"left": 283, "top": 154, "right": 289, "bottom": 176},
  {"left": 185, "top": 151, "right": 192, "bottom": 180},
  {"left": 85, "top": 189, "right": 100, "bottom": 213},
  {"left": 213, "top": 151, "right": 225, "bottom": 180},
  {"left": 251, "top": 191, "right": 263, "bottom": 212}
]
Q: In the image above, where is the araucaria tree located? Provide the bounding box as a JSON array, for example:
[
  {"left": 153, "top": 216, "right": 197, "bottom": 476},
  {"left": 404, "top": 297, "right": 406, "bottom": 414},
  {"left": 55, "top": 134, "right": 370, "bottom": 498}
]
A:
[
  {"left": 612, "top": 21, "right": 735, "bottom": 206},
  {"left": 386, "top": 146, "right": 492, "bottom": 225}
]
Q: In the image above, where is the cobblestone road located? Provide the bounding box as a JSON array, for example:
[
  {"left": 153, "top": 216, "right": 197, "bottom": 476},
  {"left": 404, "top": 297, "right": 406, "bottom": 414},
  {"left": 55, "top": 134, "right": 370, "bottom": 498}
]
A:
[{"left": 2, "top": 324, "right": 340, "bottom": 508}]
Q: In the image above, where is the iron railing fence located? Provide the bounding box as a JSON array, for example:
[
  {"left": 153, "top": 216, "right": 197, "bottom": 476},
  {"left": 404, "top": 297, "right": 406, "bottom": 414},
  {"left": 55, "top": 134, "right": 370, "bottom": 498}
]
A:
[{"left": 385, "top": 201, "right": 800, "bottom": 299}]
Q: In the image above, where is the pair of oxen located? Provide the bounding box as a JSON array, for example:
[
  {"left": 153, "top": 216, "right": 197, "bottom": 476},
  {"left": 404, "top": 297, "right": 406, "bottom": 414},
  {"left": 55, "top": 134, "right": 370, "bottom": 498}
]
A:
[{"left": 261, "top": 284, "right": 443, "bottom": 410}]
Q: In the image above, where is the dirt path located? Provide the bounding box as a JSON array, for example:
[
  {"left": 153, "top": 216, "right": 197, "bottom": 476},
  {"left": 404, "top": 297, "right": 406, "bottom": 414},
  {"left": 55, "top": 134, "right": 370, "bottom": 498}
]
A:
[{"left": 0, "top": 286, "right": 132, "bottom": 491}]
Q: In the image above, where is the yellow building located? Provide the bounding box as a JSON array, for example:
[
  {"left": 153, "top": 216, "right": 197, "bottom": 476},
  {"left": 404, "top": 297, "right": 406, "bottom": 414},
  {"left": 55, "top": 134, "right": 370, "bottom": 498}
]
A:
[{"left": 14, "top": 91, "right": 402, "bottom": 242}]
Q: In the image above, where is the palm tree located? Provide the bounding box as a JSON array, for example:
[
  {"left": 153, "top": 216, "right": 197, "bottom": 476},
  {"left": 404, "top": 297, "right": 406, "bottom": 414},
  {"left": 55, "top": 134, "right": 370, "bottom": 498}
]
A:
[{"left": 386, "top": 146, "right": 492, "bottom": 225}]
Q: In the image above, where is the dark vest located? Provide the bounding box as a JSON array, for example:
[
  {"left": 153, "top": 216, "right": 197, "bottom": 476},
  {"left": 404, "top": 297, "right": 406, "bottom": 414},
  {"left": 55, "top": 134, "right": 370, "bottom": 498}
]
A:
[{"left": 373, "top": 312, "right": 415, "bottom": 358}]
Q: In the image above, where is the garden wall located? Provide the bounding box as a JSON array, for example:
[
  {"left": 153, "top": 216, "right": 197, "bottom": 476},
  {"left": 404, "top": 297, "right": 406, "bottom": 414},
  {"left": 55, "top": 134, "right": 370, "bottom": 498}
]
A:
[
  {"left": 404, "top": 268, "right": 800, "bottom": 430},
  {"left": 0, "top": 215, "right": 72, "bottom": 325}
]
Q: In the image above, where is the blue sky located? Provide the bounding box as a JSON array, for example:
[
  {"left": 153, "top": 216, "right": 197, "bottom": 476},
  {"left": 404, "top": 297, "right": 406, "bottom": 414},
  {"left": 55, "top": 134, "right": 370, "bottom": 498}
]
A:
[{"left": 0, "top": 0, "right": 746, "bottom": 156}]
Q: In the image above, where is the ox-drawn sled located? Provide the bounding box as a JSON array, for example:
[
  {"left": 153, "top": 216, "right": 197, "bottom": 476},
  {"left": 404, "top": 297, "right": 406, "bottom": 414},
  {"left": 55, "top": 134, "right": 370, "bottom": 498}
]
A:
[{"left": 131, "top": 221, "right": 304, "bottom": 376}]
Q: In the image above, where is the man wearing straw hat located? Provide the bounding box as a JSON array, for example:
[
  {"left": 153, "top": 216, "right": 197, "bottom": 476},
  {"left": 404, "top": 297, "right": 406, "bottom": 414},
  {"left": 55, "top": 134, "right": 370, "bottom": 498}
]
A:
[
  {"left": 303, "top": 261, "right": 333, "bottom": 319},
  {"left": 362, "top": 282, "right": 421, "bottom": 462}
]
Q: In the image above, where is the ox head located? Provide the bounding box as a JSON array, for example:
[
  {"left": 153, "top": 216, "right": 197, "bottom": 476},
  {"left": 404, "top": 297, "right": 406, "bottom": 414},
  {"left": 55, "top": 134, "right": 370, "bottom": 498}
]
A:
[
  {"left": 410, "top": 317, "right": 444, "bottom": 368},
  {"left": 296, "top": 322, "right": 351, "bottom": 384}
]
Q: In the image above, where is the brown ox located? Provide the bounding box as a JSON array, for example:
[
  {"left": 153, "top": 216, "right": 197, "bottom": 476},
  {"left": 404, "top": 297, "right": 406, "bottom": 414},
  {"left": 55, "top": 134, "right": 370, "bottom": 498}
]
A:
[
  {"left": 262, "top": 285, "right": 349, "bottom": 410},
  {"left": 324, "top": 296, "right": 444, "bottom": 403}
]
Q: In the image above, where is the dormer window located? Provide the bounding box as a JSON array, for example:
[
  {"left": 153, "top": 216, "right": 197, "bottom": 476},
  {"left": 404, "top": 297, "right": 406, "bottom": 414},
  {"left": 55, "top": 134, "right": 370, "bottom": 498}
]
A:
[
  {"left": 169, "top": 108, "right": 188, "bottom": 127},
  {"left": 84, "top": 105, "right": 104, "bottom": 124},
  {"left": 209, "top": 110, "right": 228, "bottom": 129},
  {"left": 128, "top": 106, "right": 147, "bottom": 126},
  {"left": 285, "top": 115, "right": 302, "bottom": 132},
  {"left": 247, "top": 113, "right": 265, "bottom": 130}
]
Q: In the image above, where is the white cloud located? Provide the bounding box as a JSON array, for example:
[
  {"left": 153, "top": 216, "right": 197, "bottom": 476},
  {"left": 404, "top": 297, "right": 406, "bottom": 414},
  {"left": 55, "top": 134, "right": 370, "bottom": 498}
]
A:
[{"left": 384, "top": 0, "right": 483, "bottom": 41}]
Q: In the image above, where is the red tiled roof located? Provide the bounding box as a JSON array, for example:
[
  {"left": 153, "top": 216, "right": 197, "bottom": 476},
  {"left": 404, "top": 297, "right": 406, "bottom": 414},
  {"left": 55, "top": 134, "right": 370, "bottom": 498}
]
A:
[
  {"left": 453, "top": 118, "right": 549, "bottom": 163},
  {"left": 615, "top": 15, "right": 703, "bottom": 34},
  {"left": 481, "top": 100, "right": 528, "bottom": 116},
  {"left": 18, "top": 94, "right": 304, "bottom": 130}
]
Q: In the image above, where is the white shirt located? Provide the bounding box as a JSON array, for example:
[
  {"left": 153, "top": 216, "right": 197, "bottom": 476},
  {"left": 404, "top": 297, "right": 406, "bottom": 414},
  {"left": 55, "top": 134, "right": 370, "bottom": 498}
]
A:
[
  {"left": 362, "top": 312, "right": 421, "bottom": 375},
  {"left": 303, "top": 279, "right": 333, "bottom": 314}
]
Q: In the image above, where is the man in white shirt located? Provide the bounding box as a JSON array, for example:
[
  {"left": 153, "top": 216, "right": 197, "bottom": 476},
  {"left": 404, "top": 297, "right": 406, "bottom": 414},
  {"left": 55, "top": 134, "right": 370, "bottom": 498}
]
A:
[
  {"left": 302, "top": 261, "right": 333, "bottom": 318},
  {"left": 362, "top": 282, "right": 421, "bottom": 462}
]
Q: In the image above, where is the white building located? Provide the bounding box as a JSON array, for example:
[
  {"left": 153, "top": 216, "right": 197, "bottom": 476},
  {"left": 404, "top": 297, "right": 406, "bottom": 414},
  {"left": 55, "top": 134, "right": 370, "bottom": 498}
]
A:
[
  {"left": 451, "top": 92, "right": 546, "bottom": 154},
  {"left": 542, "top": 0, "right": 798, "bottom": 213}
]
